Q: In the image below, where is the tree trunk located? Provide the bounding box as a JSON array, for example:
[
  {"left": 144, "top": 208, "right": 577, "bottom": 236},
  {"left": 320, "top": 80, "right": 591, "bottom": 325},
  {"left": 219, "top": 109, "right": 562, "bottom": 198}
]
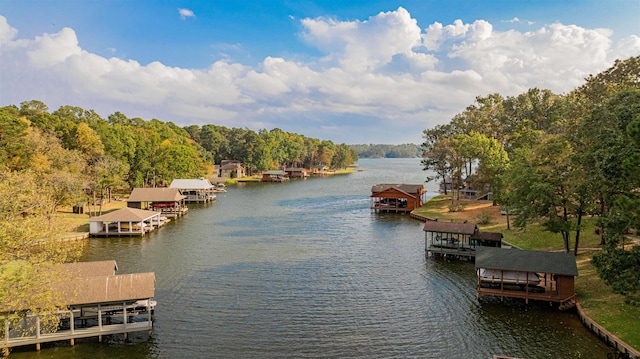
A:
[
  {"left": 562, "top": 231, "right": 570, "bottom": 252},
  {"left": 574, "top": 211, "right": 582, "bottom": 255}
]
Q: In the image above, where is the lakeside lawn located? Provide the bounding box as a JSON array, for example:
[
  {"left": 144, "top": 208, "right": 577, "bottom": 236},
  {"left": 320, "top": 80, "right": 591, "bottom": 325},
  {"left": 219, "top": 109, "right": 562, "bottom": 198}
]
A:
[{"left": 414, "top": 194, "right": 640, "bottom": 350}]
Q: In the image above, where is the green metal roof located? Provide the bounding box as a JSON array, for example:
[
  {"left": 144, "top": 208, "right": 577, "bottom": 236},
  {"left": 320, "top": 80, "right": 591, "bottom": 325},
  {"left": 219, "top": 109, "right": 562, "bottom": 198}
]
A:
[{"left": 475, "top": 247, "right": 578, "bottom": 276}]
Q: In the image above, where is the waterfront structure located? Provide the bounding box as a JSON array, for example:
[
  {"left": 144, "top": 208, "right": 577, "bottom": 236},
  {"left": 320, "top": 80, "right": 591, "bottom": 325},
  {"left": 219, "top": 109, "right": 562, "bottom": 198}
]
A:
[
  {"left": 423, "top": 220, "right": 479, "bottom": 258},
  {"left": 169, "top": 178, "right": 217, "bottom": 203},
  {"left": 470, "top": 231, "right": 503, "bottom": 248},
  {"left": 370, "top": 184, "right": 426, "bottom": 213},
  {"left": 1, "top": 261, "right": 155, "bottom": 353},
  {"left": 475, "top": 247, "right": 578, "bottom": 309},
  {"left": 285, "top": 167, "right": 310, "bottom": 179},
  {"left": 126, "top": 187, "right": 187, "bottom": 218},
  {"left": 261, "top": 170, "right": 289, "bottom": 182},
  {"left": 89, "top": 207, "right": 162, "bottom": 236},
  {"left": 215, "top": 160, "right": 246, "bottom": 179}
]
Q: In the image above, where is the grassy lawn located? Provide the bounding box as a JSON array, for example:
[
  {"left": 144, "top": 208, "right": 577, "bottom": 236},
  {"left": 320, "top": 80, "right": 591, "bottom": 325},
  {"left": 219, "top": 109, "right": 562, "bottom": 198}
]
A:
[
  {"left": 575, "top": 253, "right": 640, "bottom": 349},
  {"left": 414, "top": 195, "right": 640, "bottom": 351},
  {"left": 56, "top": 199, "right": 127, "bottom": 234}
]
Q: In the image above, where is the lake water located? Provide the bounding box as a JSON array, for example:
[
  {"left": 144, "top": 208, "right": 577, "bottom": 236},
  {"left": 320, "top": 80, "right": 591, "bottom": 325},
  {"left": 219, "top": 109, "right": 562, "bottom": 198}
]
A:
[{"left": 12, "top": 158, "right": 612, "bottom": 358}]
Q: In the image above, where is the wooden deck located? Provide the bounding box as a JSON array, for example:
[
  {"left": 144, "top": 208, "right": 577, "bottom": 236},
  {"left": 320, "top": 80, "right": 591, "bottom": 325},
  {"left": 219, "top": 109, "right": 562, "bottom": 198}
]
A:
[
  {"left": 477, "top": 279, "right": 576, "bottom": 308},
  {"left": 3, "top": 321, "right": 152, "bottom": 350},
  {"left": 426, "top": 244, "right": 477, "bottom": 259},
  {"left": 91, "top": 226, "right": 155, "bottom": 237}
]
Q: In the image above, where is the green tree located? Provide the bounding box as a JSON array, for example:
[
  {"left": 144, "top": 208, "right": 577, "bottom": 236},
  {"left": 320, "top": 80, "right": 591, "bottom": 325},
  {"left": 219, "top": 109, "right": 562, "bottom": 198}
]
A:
[
  {"left": 0, "top": 171, "right": 83, "bottom": 343},
  {"left": 421, "top": 124, "right": 456, "bottom": 193}
]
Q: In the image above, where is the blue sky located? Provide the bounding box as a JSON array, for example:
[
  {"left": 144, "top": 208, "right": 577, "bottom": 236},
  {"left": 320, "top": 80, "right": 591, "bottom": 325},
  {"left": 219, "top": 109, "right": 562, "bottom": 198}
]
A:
[{"left": 1, "top": 1, "right": 639, "bottom": 144}]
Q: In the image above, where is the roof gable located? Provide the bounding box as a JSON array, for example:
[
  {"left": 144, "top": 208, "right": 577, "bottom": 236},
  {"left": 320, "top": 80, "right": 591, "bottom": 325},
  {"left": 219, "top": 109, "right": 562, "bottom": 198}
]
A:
[
  {"left": 371, "top": 184, "right": 425, "bottom": 196},
  {"left": 89, "top": 207, "right": 160, "bottom": 222},
  {"left": 169, "top": 178, "right": 214, "bottom": 190},
  {"left": 470, "top": 232, "right": 504, "bottom": 241},
  {"left": 61, "top": 260, "right": 118, "bottom": 277},
  {"left": 53, "top": 273, "right": 156, "bottom": 306},
  {"left": 422, "top": 221, "right": 478, "bottom": 235},
  {"left": 127, "top": 187, "right": 186, "bottom": 202},
  {"left": 475, "top": 247, "right": 578, "bottom": 276}
]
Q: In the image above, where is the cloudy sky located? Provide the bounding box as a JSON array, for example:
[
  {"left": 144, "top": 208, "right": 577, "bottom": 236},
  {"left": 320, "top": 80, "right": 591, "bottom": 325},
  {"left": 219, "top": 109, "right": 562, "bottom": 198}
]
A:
[{"left": 1, "top": 1, "right": 639, "bottom": 144}]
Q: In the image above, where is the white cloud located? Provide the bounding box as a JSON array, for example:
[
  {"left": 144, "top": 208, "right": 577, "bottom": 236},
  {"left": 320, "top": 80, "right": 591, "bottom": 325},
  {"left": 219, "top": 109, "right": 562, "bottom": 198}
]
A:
[
  {"left": 178, "top": 8, "right": 195, "bottom": 20},
  {"left": 0, "top": 10, "right": 638, "bottom": 144},
  {"left": 0, "top": 16, "right": 17, "bottom": 45}
]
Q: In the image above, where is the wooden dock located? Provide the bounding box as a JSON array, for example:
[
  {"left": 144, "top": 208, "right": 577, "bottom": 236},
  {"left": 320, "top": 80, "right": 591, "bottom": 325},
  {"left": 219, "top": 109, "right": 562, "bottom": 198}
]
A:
[
  {"left": 3, "top": 306, "right": 153, "bottom": 353},
  {"left": 3, "top": 320, "right": 152, "bottom": 352}
]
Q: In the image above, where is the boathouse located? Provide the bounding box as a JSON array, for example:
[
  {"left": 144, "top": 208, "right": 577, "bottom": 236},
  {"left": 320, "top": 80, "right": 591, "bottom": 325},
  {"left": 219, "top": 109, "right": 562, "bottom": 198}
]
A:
[
  {"left": 89, "top": 207, "right": 162, "bottom": 236},
  {"left": 1, "top": 261, "right": 155, "bottom": 353},
  {"left": 285, "top": 167, "right": 310, "bottom": 179},
  {"left": 370, "top": 184, "right": 427, "bottom": 213},
  {"left": 169, "top": 178, "right": 217, "bottom": 203},
  {"left": 262, "top": 170, "right": 289, "bottom": 182},
  {"left": 424, "top": 221, "right": 479, "bottom": 258},
  {"left": 470, "top": 231, "right": 503, "bottom": 248},
  {"left": 126, "top": 187, "right": 187, "bottom": 218},
  {"left": 475, "top": 247, "right": 578, "bottom": 309}
]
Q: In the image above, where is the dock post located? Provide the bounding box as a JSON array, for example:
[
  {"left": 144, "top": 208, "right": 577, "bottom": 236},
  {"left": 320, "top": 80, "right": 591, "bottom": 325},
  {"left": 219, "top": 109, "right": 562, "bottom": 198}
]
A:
[
  {"left": 35, "top": 316, "right": 41, "bottom": 350},
  {"left": 70, "top": 309, "right": 75, "bottom": 346}
]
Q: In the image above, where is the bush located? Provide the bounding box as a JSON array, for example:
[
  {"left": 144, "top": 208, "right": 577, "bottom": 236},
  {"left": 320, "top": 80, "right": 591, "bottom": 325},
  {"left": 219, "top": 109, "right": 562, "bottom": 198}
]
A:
[{"left": 476, "top": 210, "right": 492, "bottom": 225}]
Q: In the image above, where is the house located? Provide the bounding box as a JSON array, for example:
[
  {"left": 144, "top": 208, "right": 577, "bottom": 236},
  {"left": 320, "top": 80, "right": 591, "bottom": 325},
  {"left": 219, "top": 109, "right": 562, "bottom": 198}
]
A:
[
  {"left": 126, "top": 187, "right": 187, "bottom": 218},
  {"left": 169, "top": 178, "right": 217, "bottom": 203},
  {"left": 423, "top": 220, "right": 479, "bottom": 258},
  {"left": 370, "top": 184, "right": 426, "bottom": 213},
  {"left": 215, "top": 160, "right": 246, "bottom": 179},
  {"left": 285, "top": 167, "right": 310, "bottom": 179},
  {"left": 1, "top": 260, "right": 155, "bottom": 352},
  {"left": 261, "top": 170, "right": 289, "bottom": 182},
  {"left": 311, "top": 165, "right": 329, "bottom": 175},
  {"left": 89, "top": 207, "right": 162, "bottom": 236},
  {"left": 475, "top": 247, "right": 578, "bottom": 309}
]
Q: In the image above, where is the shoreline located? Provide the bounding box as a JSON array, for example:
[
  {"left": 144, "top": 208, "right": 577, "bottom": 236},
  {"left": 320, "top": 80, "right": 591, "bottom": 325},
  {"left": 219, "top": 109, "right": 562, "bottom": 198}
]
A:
[{"left": 411, "top": 195, "right": 640, "bottom": 353}]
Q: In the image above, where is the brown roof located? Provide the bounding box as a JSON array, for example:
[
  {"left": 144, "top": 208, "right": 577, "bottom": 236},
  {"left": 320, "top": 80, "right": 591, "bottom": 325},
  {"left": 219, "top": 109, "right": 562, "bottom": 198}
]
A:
[
  {"left": 89, "top": 207, "right": 160, "bottom": 222},
  {"left": 371, "top": 184, "right": 425, "bottom": 196},
  {"left": 470, "top": 232, "right": 504, "bottom": 241},
  {"left": 61, "top": 272, "right": 156, "bottom": 305},
  {"left": 1, "top": 261, "right": 154, "bottom": 311},
  {"left": 126, "top": 187, "right": 186, "bottom": 202},
  {"left": 61, "top": 260, "right": 118, "bottom": 277},
  {"left": 422, "top": 221, "right": 478, "bottom": 235}
]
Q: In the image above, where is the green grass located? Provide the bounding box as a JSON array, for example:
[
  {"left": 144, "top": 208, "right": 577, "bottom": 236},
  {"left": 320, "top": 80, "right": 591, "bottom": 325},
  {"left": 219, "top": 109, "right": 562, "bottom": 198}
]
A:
[
  {"left": 412, "top": 195, "right": 460, "bottom": 220},
  {"left": 575, "top": 254, "right": 640, "bottom": 349},
  {"left": 493, "top": 218, "right": 603, "bottom": 251}
]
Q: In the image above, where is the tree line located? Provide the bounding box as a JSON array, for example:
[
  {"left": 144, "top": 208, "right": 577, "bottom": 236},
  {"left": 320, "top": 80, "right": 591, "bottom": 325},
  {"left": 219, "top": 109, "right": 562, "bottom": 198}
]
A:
[
  {"left": 350, "top": 143, "right": 421, "bottom": 158},
  {"left": 420, "top": 56, "right": 640, "bottom": 303},
  {"left": 0, "top": 102, "right": 357, "bottom": 204}
]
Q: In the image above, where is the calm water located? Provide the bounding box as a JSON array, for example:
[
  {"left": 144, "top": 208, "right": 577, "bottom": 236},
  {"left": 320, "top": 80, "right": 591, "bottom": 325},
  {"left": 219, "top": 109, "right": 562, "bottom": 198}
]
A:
[{"left": 13, "top": 158, "right": 612, "bottom": 358}]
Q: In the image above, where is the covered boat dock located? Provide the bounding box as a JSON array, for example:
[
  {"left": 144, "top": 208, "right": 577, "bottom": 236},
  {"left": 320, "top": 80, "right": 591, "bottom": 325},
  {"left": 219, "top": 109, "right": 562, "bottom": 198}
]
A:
[
  {"left": 169, "top": 178, "right": 217, "bottom": 203},
  {"left": 126, "top": 187, "right": 187, "bottom": 218},
  {"left": 371, "top": 184, "right": 427, "bottom": 213},
  {"left": 1, "top": 261, "right": 156, "bottom": 353},
  {"left": 475, "top": 247, "right": 578, "bottom": 310},
  {"left": 424, "top": 221, "right": 479, "bottom": 258},
  {"left": 89, "top": 207, "right": 164, "bottom": 236}
]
